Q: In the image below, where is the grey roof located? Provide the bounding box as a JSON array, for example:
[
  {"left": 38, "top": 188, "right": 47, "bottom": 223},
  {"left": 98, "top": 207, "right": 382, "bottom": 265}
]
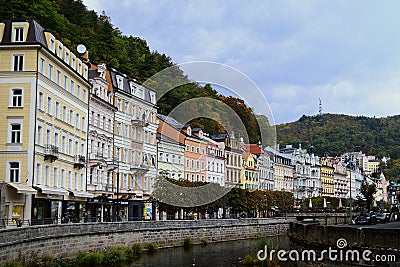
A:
[
  {"left": 0, "top": 19, "right": 47, "bottom": 46},
  {"left": 157, "top": 114, "right": 185, "bottom": 130},
  {"left": 108, "top": 68, "right": 155, "bottom": 104}
]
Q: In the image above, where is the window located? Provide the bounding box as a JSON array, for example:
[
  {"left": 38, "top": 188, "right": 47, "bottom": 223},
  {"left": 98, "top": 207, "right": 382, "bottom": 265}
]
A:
[
  {"left": 36, "top": 163, "right": 42, "bottom": 185},
  {"left": 53, "top": 167, "right": 58, "bottom": 187},
  {"left": 68, "top": 139, "right": 72, "bottom": 155},
  {"left": 65, "top": 51, "right": 70, "bottom": 63},
  {"left": 77, "top": 85, "right": 80, "bottom": 99},
  {"left": 83, "top": 89, "right": 86, "bottom": 101},
  {"left": 47, "top": 97, "right": 52, "bottom": 115},
  {"left": 56, "top": 70, "right": 61, "bottom": 85},
  {"left": 45, "top": 166, "right": 50, "bottom": 186},
  {"left": 70, "top": 80, "right": 74, "bottom": 94},
  {"left": 117, "top": 99, "right": 121, "bottom": 110},
  {"left": 159, "top": 153, "right": 163, "bottom": 162},
  {"left": 13, "top": 54, "right": 23, "bottom": 71},
  {"left": 58, "top": 45, "right": 63, "bottom": 58},
  {"left": 61, "top": 169, "right": 66, "bottom": 188},
  {"left": 14, "top": 27, "right": 23, "bottom": 42},
  {"left": 11, "top": 124, "right": 21, "bottom": 143},
  {"left": 117, "top": 122, "right": 121, "bottom": 135},
  {"left": 48, "top": 64, "right": 53, "bottom": 80},
  {"left": 82, "top": 117, "right": 86, "bottom": 131},
  {"left": 44, "top": 129, "right": 50, "bottom": 145},
  {"left": 11, "top": 89, "right": 23, "bottom": 107},
  {"left": 55, "top": 101, "right": 60, "bottom": 119},
  {"left": 61, "top": 136, "right": 66, "bottom": 153},
  {"left": 54, "top": 132, "right": 59, "bottom": 147},
  {"left": 62, "top": 106, "right": 67, "bottom": 121},
  {"left": 76, "top": 114, "right": 80, "bottom": 129},
  {"left": 68, "top": 171, "right": 72, "bottom": 189},
  {"left": 64, "top": 76, "right": 68, "bottom": 90},
  {"left": 40, "top": 58, "right": 45, "bottom": 74},
  {"left": 69, "top": 110, "right": 73, "bottom": 125},
  {"left": 124, "top": 125, "right": 128, "bottom": 137},
  {"left": 80, "top": 174, "right": 84, "bottom": 191},
  {"left": 9, "top": 162, "right": 20, "bottom": 182},
  {"left": 37, "top": 126, "right": 42, "bottom": 145}
]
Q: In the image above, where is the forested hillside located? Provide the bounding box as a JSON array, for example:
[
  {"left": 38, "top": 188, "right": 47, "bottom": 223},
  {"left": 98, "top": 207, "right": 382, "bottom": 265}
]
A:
[
  {"left": 1, "top": 0, "right": 264, "bottom": 143},
  {"left": 277, "top": 114, "right": 400, "bottom": 159}
]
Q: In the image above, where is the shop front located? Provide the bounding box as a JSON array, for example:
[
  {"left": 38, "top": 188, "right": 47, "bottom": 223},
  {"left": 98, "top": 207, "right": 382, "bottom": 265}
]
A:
[
  {"left": 86, "top": 197, "right": 113, "bottom": 222},
  {"left": 32, "top": 185, "right": 69, "bottom": 225},
  {"left": 1, "top": 182, "right": 36, "bottom": 226},
  {"left": 128, "top": 200, "right": 143, "bottom": 221}
]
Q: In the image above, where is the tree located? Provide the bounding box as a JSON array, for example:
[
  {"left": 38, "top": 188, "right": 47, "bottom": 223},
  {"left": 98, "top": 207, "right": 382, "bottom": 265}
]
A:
[{"left": 360, "top": 182, "right": 377, "bottom": 211}]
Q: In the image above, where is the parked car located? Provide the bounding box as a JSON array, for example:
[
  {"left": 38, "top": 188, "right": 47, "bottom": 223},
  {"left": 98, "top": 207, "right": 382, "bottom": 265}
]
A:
[
  {"left": 376, "top": 213, "right": 390, "bottom": 223},
  {"left": 355, "top": 211, "right": 377, "bottom": 225}
]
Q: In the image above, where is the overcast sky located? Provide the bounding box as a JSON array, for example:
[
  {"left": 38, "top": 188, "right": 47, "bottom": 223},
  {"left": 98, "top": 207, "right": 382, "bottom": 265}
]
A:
[{"left": 83, "top": 0, "right": 400, "bottom": 125}]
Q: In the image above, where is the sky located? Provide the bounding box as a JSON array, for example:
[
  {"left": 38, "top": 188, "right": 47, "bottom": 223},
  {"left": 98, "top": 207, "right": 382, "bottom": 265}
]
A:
[{"left": 83, "top": 0, "right": 400, "bottom": 125}]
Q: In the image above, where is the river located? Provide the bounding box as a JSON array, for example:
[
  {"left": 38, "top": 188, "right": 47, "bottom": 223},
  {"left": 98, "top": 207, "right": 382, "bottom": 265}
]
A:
[{"left": 123, "top": 235, "right": 289, "bottom": 267}]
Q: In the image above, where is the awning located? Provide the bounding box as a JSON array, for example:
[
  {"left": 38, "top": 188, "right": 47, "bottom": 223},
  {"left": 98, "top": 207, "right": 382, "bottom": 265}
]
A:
[
  {"left": 69, "top": 190, "right": 94, "bottom": 198},
  {"left": 7, "top": 182, "right": 37, "bottom": 194},
  {"left": 34, "top": 185, "right": 69, "bottom": 196}
]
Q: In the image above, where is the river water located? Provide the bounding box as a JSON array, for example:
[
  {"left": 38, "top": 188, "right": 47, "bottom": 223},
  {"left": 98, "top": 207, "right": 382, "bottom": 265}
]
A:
[{"left": 124, "top": 235, "right": 289, "bottom": 267}]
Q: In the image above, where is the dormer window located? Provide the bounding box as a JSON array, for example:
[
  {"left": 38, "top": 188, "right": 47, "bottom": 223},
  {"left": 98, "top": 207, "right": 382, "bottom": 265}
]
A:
[
  {"left": 116, "top": 75, "right": 123, "bottom": 89},
  {"left": 50, "top": 39, "right": 55, "bottom": 52},
  {"left": 187, "top": 127, "right": 192, "bottom": 136},
  {"left": 58, "top": 45, "right": 63, "bottom": 58},
  {"left": 12, "top": 22, "right": 28, "bottom": 42},
  {"left": 14, "top": 27, "right": 23, "bottom": 42},
  {"left": 199, "top": 130, "right": 203, "bottom": 139},
  {"left": 150, "top": 92, "right": 156, "bottom": 104},
  {"left": 130, "top": 81, "right": 136, "bottom": 94},
  {"left": 65, "top": 51, "right": 70, "bottom": 64}
]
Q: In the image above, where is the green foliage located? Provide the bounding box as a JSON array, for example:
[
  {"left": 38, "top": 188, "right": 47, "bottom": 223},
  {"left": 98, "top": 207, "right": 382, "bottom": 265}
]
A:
[
  {"left": 131, "top": 243, "right": 142, "bottom": 256},
  {"left": 360, "top": 182, "right": 377, "bottom": 211},
  {"left": 103, "top": 247, "right": 128, "bottom": 265},
  {"left": 277, "top": 113, "right": 400, "bottom": 160},
  {"left": 143, "top": 243, "right": 158, "bottom": 254},
  {"left": 76, "top": 251, "right": 103, "bottom": 265},
  {"left": 4, "top": 262, "right": 24, "bottom": 267},
  {"left": 200, "top": 237, "right": 208, "bottom": 246},
  {"left": 242, "top": 254, "right": 256, "bottom": 265},
  {"left": 182, "top": 238, "right": 194, "bottom": 250}
]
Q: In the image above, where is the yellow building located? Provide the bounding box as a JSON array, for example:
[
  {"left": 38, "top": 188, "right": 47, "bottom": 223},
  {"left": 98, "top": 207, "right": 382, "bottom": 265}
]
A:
[
  {"left": 321, "top": 158, "right": 334, "bottom": 196},
  {"left": 241, "top": 152, "right": 259, "bottom": 190},
  {"left": 0, "top": 19, "right": 91, "bottom": 224}
]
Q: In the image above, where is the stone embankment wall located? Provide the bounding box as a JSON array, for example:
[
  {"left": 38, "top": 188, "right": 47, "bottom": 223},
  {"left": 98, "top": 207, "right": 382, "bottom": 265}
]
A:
[
  {"left": 0, "top": 218, "right": 293, "bottom": 264},
  {"left": 289, "top": 222, "right": 400, "bottom": 249}
]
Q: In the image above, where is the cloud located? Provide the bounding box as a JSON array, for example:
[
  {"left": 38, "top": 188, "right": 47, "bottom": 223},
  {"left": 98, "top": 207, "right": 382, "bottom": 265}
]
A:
[{"left": 82, "top": 0, "right": 400, "bottom": 124}]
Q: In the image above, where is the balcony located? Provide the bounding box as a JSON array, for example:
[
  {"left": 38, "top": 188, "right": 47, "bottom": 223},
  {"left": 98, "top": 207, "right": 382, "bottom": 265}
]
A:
[
  {"left": 130, "top": 163, "right": 150, "bottom": 173},
  {"left": 44, "top": 144, "right": 59, "bottom": 162},
  {"left": 87, "top": 151, "right": 104, "bottom": 167},
  {"left": 131, "top": 117, "right": 149, "bottom": 127},
  {"left": 106, "top": 159, "right": 119, "bottom": 171},
  {"left": 74, "top": 155, "right": 86, "bottom": 169}
]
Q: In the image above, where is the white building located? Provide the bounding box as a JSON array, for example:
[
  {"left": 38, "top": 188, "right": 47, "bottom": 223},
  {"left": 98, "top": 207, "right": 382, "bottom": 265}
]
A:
[
  {"left": 108, "top": 68, "right": 157, "bottom": 221},
  {"left": 280, "top": 145, "right": 321, "bottom": 199},
  {"left": 204, "top": 136, "right": 225, "bottom": 186},
  {"left": 210, "top": 132, "right": 242, "bottom": 188},
  {"left": 87, "top": 63, "right": 117, "bottom": 221},
  {"left": 156, "top": 133, "right": 185, "bottom": 180}
]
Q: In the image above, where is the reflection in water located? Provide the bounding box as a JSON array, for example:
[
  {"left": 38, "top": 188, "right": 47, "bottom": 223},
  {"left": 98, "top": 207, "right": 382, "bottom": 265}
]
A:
[{"left": 125, "top": 235, "right": 289, "bottom": 267}]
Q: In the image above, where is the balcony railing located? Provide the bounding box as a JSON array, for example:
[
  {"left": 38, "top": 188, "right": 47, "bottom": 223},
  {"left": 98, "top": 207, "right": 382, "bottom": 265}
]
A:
[
  {"left": 44, "top": 144, "right": 59, "bottom": 162},
  {"left": 131, "top": 117, "right": 149, "bottom": 127},
  {"left": 74, "top": 155, "right": 86, "bottom": 169}
]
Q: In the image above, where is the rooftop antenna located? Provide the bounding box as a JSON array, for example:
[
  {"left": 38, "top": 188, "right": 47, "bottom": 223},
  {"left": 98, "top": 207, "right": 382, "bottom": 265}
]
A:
[{"left": 319, "top": 98, "right": 322, "bottom": 115}]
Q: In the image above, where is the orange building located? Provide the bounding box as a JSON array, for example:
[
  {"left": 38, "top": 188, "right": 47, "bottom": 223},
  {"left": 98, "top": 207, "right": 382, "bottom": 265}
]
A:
[{"left": 182, "top": 126, "right": 207, "bottom": 182}]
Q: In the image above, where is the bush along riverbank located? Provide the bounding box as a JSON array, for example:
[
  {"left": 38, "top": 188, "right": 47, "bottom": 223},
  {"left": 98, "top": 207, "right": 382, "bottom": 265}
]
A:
[
  {"left": 3, "top": 237, "right": 210, "bottom": 267},
  {"left": 241, "top": 235, "right": 280, "bottom": 267},
  {"left": 4, "top": 244, "right": 146, "bottom": 267}
]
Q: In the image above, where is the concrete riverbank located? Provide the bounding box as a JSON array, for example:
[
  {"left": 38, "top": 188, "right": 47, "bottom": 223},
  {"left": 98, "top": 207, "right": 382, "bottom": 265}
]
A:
[{"left": 0, "top": 218, "right": 294, "bottom": 264}]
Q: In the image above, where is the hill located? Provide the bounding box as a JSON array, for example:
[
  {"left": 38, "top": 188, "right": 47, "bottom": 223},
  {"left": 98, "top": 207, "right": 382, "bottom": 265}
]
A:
[{"left": 276, "top": 113, "right": 400, "bottom": 159}]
